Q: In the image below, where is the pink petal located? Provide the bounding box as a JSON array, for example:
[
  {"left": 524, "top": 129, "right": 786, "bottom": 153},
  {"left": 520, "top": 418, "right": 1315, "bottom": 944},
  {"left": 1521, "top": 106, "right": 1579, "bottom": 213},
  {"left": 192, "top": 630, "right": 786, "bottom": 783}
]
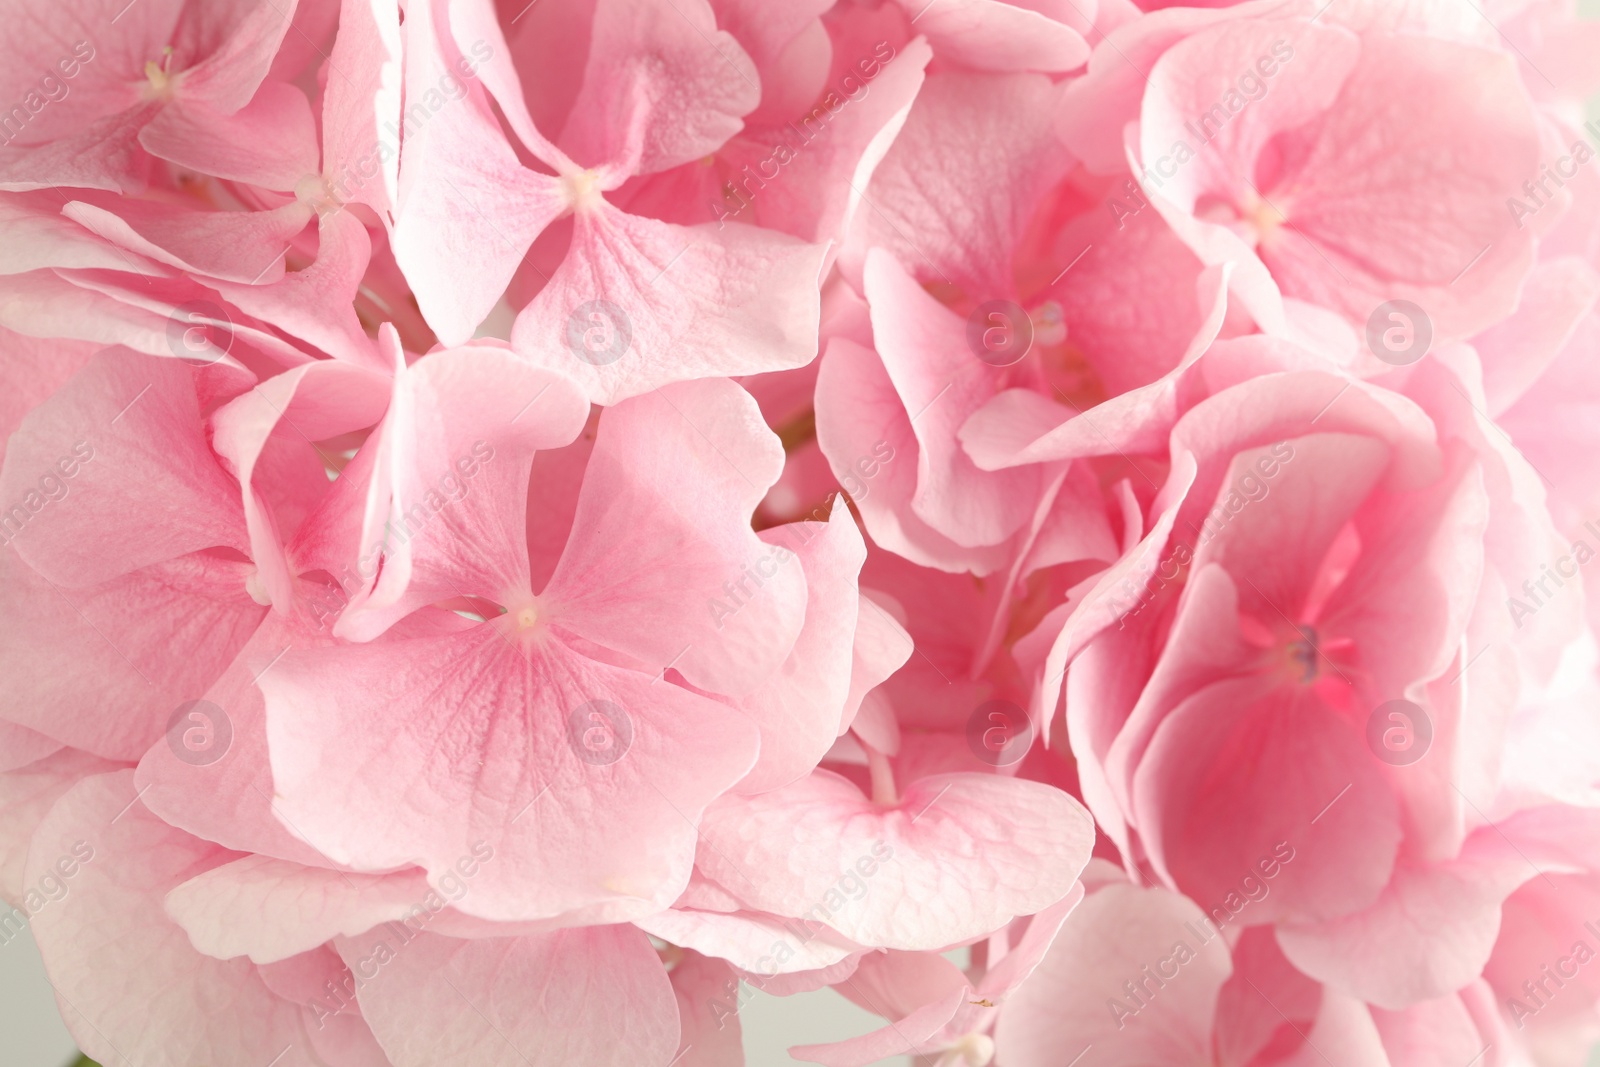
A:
[
  {"left": 635, "top": 906, "right": 861, "bottom": 975},
  {"left": 1132, "top": 673, "right": 1403, "bottom": 927},
  {"left": 320, "top": 0, "right": 404, "bottom": 220},
  {"left": 561, "top": 0, "right": 759, "bottom": 174},
  {"left": 863, "top": 249, "right": 1044, "bottom": 549},
  {"left": 0, "top": 350, "right": 247, "bottom": 586},
  {"left": 208, "top": 209, "right": 383, "bottom": 369},
  {"left": 841, "top": 71, "right": 1068, "bottom": 297},
  {"left": 332, "top": 344, "right": 589, "bottom": 640},
  {"left": 29, "top": 769, "right": 380, "bottom": 1067},
  {"left": 338, "top": 925, "right": 679, "bottom": 1067},
  {"left": 391, "top": 0, "right": 570, "bottom": 344},
  {"left": 61, "top": 197, "right": 313, "bottom": 284},
  {"left": 138, "top": 81, "right": 320, "bottom": 190},
  {"left": 166, "top": 855, "right": 437, "bottom": 964},
  {"left": 841, "top": 591, "right": 914, "bottom": 735},
  {"left": 511, "top": 200, "right": 825, "bottom": 404},
  {"left": 791, "top": 986, "right": 970, "bottom": 1066},
  {"left": 210, "top": 359, "right": 390, "bottom": 613},
  {"left": 1276, "top": 828, "right": 1540, "bottom": 1009},
  {"left": 0, "top": 548, "right": 265, "bottom": 760},
  {"left": 698, "top": 769, "right": 1094, "bottom": 949},
  {"left": 134, "top": 611, "right": 359, "bottom": 865},
  {"left": 546, "top": 378, "right": 808, "bottom": 695},
  {"left": 725, "top": 506, "right": 867, "bottom": 792},
  {"left": 890, "top": 0, "right": 1090, "bottom": 73},
  {"left": 669, "top": 950, "right": 744, "bottom": 1067},
  {"left": 815, "top": 336, "right": 1008, "bottom": 574},
  {"left": 0, "top": 747, "right": 118, "bottom": 901},
  {"left": 263, "top": 623, "right": 761, "bottom": 922},
  {"left": 995, "top": 880, "right": 1232, "bottom": 1067}
]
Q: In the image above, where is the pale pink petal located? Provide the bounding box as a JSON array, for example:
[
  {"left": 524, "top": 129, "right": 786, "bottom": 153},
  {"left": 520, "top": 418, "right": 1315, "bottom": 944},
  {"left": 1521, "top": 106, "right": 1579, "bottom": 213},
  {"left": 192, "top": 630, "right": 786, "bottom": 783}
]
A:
[
  {"left": 863, "top": 249, "right": 1043, "bottom": 549},
  {"left": 635, "top": 906, "right": 860, "bottom": 975},
  {"left": 209, "top": 359, "right": 390, "bottom": 613},
  {"left": 669, "top": 950, "right": 744, "bottom": 1067},
  {"left": 841, "top": 71, "right": 1068, "bottom": 297},
  {"left": 29, "top": 770, "right": 379, "bottom": 1067},
  {"left": 333, "top": 344, "right": 589, "bottom": 640},
  {"left": 726, "top": 506, "right": 867, "bottom": 792},
  {"left": 511, "top": 200, "right": 825, "bottom": 404},
  {"left": 815, "top": 336, "right": 1008, "bottom": 575},
  {"left": 0, "top": 549, "right": 265, "bottom": 760},
  {"left": 0, "top": 350, "right": 247, "bottom": 586},
  {"left": 890, "top": 0, "right": 1090, "bottom": 73},
  {"left": 391, "top": 0, "right": 570, "bottom": 344},
  {"left": 560, "top": 0, "right": 759, "bottom": 174},
  {"left": 697, "top": 770, "right": 1094, "bottom": 950},
  {"left": 1276, "top": 829, "right": 1537, "bottom": 1009},
  {"left": 263, "top": 623, "right": 761, "bottom": 923},
  {"left": 995, "top": 880, "right": 1232, "bottom": 1067},
  {"left": 841, "top": 592, "right": 914, "bottom": 735},
  {"left": 208, "top": 209, "right": 382, "bottom": 369},
  {"left": 138, "top": 81, "right": 320, "bottom": 190},
  {"left": 961, "top": 263, "right": 1230, "bottom": 469},
  {"left": 61, "top": 197, "right": 313, "bottom": 284},
  {"left": 135, "top": 612, "right": 356, "bottom": 864},
  {"left": 338, "top": 925, "right": 679, "bottom": 1067},
  {"left": 166, "top": 855, "right": 438, "bottom": 964},
  {"left": 792, "top": 986, "right": 969, "bottom": 1067},
  {"left": 0, "top": 748, "right": 118, "bottom": 901},
  {"left": 545, "top": 378, "right": 808, "bottom": 695},
  {"left": 320, "top": 0, "right": 405, "bottom": 220}
]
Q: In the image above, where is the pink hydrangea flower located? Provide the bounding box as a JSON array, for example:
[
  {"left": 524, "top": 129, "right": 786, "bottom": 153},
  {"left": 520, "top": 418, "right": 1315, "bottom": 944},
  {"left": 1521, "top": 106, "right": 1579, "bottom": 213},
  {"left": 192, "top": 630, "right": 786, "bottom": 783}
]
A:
[{"left": 0, "top": 0, "right": 1597, "bottom": 1064}]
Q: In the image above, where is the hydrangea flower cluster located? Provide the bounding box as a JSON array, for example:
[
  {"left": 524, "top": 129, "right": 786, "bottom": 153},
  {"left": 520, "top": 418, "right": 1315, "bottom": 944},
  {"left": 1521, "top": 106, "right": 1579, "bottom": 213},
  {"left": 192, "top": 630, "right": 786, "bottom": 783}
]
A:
[{"left": 2, "top": 0, "right": 1599, "bottom": 1064}]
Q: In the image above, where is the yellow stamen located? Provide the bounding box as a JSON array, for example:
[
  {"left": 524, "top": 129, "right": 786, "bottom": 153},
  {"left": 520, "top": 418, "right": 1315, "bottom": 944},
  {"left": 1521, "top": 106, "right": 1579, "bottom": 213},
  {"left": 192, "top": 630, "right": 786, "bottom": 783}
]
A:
[
  {"left": 1243, "top": 193, "right": 1289, "bottom": 246},
  {"left": 563, "top": 169, "right": 605, "bottom": 214},
  {"left": 143, "top": 47, "right": 179, "bottom": 100}
]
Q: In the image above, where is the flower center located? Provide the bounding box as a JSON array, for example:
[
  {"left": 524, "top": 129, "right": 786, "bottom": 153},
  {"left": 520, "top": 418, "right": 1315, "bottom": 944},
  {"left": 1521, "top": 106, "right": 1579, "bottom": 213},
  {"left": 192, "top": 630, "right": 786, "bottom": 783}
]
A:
[
  {"left": 1030, "top": 300, "right": 1067, "bottom": 348},
  {"left": 295, "top": 173, "right": 341, "bottom": 216},
  {"left": 563, "top": 169, "right": 605, "bottom": 214},
  {"left": 1285, "top": 625, "right": 1320, "bottom": 684},
  {"left": 938, "top": 1033, "right": 996, "bottom": 1067},
  {"left": 143, "top": 48, "right": 180, "bottom": 101},
  {"left": 1241, "top": 191, "right": 1288, "bottom": 248}
]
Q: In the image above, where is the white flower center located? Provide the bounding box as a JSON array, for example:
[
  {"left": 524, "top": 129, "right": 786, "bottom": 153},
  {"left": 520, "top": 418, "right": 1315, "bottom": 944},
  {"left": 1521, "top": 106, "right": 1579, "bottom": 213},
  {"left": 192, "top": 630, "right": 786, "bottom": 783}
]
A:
[{"left": 563, "top": 169, "right": 605, "bottom": 214}]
